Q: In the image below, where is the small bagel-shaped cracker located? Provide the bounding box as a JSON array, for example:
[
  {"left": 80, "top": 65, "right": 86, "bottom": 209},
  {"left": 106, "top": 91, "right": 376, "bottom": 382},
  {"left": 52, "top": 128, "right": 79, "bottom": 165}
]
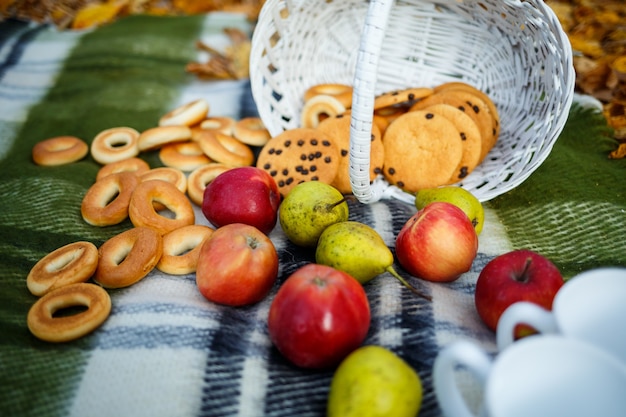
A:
[
  {"left": 90, "top": 127, "right": 140, "bottom": 165},
  {"left": 304, "top": 83, "right": 353, "bottom": 108},
  {"left": 186, "top": 163, "right": 230, "bottom": 206},
  {"left": 373, "top": 87, "right": 433, "bottom": 110},
  {"left": 157, "top": 225, "right": 215, "bottom": 275},
  {"left": 27, "top": 241, "right": 99, "bottom": 296},
  {"left": 94, "top": 226, "right": 163, "bottom": 288},
  {"left": 81, "top": 171, "right": 140, "bottom": 226},
  {"left": 196, "top": 116, "right": 236, "bottom": 136},
  {"left": 159, "top": 141, "right": 211, "bottom": 171},
  {"left": 137, "top": 125, "right": 192, "bottom": 152},
  {"left": 159, "top": 99, "right": 209, "bottom": 127},
  {"left": 233, "top": 117, "right": 271, "bottom": 147},
  {"left": 196, "top": 131, "right": 254, "bottom": 167},
  {"left": 383, "top": 110, "right": 463, "bottom": 192},
  {"left": 96, "top": 157, "right": 150, "bottom": 181},
  {"left": 140, "top": 167, "right": 187, "bottom": 194},
  {"left": 27, "top": 283, "right": 111, "bottom": 343},
  {"left": 32, "top": 136, "right": 88, "bottom": 166},
  {"left": 128, "top": 179, "right": 195, "bottom": 235},
  {"left": 300, "top": 94, "right": 346, "bottom": 128}
]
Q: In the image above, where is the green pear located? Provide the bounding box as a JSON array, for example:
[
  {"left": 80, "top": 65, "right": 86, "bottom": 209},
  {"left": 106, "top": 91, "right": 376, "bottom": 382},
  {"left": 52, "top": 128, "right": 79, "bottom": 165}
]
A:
[
  {"left": 278, "top": 181, "right": 349, "bottom": 247},
  {"left": 327, "top": 345, "right": 423, "bottom": 417},
  {"left": 415, "top": 186, "right": 484, "bottom": 234},
  {"left": 316, "top": 221, "right": 431, "bottom": 300}
]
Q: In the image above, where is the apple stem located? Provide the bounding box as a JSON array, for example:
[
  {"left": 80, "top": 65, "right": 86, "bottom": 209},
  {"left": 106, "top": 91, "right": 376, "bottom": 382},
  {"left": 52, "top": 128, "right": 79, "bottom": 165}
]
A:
[
  {"left": 518, "top": 257, "right": 533, "bottom": 283},
  {"left": 385, "top": 266, "right": 433, "bottom": 302}
]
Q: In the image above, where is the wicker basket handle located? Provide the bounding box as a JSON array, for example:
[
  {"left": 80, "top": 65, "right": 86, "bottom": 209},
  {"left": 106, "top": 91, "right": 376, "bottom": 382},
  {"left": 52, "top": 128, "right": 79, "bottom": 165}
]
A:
[{"left": 349, "top": 0, "right": 395, "bottom": 204}]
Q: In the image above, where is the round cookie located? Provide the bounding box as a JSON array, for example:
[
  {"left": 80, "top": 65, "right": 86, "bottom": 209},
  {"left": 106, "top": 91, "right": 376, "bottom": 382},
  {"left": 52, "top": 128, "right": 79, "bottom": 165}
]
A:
[
  {"left": 410, "top": 89, "right": 495, "bottom": 162},
  {"left": 421, "top": 103, "right": 483, "bottom": 184},
  {"left": 373, "top": 87, "right": 433, "bottom": 110},
  {"left": 382, "top": 110, "right": 463, "bottom": 193},
  {"left": 317, "top": 113, "right": 384, "bottom": 194},
  {"left": 434, "top": 81, "right": 501, "bottom": 144},
  {"left": 256, "top": 128, "right": 340, "bottom": 196}
]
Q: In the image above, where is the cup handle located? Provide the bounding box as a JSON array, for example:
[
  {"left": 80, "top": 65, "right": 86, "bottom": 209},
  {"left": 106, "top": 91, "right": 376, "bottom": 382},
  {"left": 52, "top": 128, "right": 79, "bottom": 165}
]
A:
[
  {"left": 496, "top": 301, "right": 558, "bottom": 350},
  {"left": 433, "top": 340, "right": 493, "bottom": 417}
]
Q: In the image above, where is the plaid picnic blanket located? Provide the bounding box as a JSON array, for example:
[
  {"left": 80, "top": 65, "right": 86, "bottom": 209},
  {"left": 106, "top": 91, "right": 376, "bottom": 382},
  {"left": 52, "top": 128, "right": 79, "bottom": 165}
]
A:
[{"left": 0, "top": 12, "right": 625, "bottom": 417}]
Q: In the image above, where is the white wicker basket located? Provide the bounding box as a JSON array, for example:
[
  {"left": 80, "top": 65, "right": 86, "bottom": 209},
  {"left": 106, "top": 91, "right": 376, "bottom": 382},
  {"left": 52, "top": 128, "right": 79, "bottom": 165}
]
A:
[{"left": 250, "top": 0, "right": 575, "bottom": 203}]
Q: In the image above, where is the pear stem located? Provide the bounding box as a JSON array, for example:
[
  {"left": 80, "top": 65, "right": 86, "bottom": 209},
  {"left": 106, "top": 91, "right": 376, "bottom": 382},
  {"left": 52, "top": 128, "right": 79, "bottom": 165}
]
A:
[
  {"left": 327, "top": 195, "right": 357, "bottom": 211},
  {"left": 385, "top": 266, "right": 432, "bottom": 302}
]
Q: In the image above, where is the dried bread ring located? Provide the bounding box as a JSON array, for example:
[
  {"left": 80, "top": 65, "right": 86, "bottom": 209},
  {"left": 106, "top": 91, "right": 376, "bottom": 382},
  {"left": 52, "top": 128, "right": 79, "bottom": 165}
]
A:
[
  {"left": 26, "top": 241, "right": 99, "bottom": 296},
  {"left": 32, "top": 136, "right": 88, "bottom": 166},
  {"left": 300, "top": 94, "right": 346, "bottom": 128},
  {"left": 94, "top": 226, "right": 163, "bottom": 288},
  {"left": 128, "top": 179, "right": 195, "bottom": 235},
  {"left": 196, "top": 116, "right": 236, "bottom": 135},
  {"left": 186, "top": 163, "right": 230, "bottom": 206},
  {"left": 159, "top": 99, "right": 209, "bottom": 127},
  {"left": 81, "top": 171, "right": 140, "bottom": 226},
  {"left": 233, "top": 117, "right": 271, "bottom": 147},
  {"left": 90, "top": 127, "right": 140, "bottom": 165},
  {"left": 157, "top": 225, "right": 214, "bottom": 275},
  {"left": 138, "top": 125, "right": 192, "bottom": 152},
  {"left": 140, "top": 167, "right": 187, "bottom": 212},
  {"left": 96, "top": 157, "right": 150, "bottom": 181},
  {"left": 159, "top": 141, "right": 210, "bottom": 171},
  {"left": 140, "top": 167, "right": 187, "bottom": 194},
  {"left": 196, "top": 131, "right": 254, "bottom": 167},
  {"left": 304, "top": 83, "right": 353, "bottom": 108},
  {"left": 27, "top": 283, "right": 111, "bottom": 343}
]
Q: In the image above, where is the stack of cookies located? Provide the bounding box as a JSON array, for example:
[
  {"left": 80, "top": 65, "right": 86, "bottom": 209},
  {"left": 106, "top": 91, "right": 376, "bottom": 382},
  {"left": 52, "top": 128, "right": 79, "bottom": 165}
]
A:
[{"left": 256, "top": 82, "right": 500, "bottom": 196}]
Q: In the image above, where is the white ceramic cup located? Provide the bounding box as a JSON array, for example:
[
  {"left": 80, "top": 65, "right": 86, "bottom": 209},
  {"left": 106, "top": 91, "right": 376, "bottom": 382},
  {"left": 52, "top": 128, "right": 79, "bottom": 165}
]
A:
[
  {"left": 433, "top": 335, "right": 626, "bottom": 417},
  {"left": 496, "top": 267, "right": 626, "bottom": 363}
]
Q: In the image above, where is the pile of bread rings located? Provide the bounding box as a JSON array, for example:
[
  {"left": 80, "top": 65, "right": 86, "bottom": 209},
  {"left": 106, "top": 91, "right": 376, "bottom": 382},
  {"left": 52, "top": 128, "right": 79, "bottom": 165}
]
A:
[
  {"left": 27, "top": 99, "right": 271, "bottom": 343},
  {"left": 255, "top": 81, "right": 500, "bottom": 196}
]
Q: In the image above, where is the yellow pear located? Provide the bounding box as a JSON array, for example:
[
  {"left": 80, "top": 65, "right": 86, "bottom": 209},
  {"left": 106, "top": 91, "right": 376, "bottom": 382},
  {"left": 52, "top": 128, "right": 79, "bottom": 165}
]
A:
[
  {"left": 316, "top": 221, "right": 431, "bottom": 300},
  {"left": 279, "top": 181, "right": 349, "bottom": 247},
  {"left": 327, "top": 345, "right": 423, "bottom": 417}
]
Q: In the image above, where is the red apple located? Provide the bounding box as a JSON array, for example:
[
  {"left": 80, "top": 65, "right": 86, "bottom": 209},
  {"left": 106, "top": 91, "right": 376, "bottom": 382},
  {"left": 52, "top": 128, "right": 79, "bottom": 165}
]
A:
[
  {"left": 474, "top": 249, "right": 564, "bottom": 334},
  {"left": 395, "top": 202, "right": 478, "bottom": 282},
  {"left": 202, "top": 166, "right": 280, "bottom": 234},
  {"left": 268, "top": 263, "right": 371, "bottom": 369},
  {"left": 196, "top": 223, "right": 279, "bottom": 306}
]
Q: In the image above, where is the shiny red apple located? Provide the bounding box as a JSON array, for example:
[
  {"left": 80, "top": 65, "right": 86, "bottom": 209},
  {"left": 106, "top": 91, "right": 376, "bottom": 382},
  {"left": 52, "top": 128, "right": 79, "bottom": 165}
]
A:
[
  {"left": 474, "top": 249, "right": 564, "bottom": 333},
  {"left": 196, "top": 223, "right": 279, "bottom": 306},
  {"left": 268, "top": 263, "right": 371, "bottom": 369},
  {"left": 395, "top": 202, "right": 478, "bottom": 282},
  {"left": 202, "top": 166, "right": 280, "bottom": 234}
]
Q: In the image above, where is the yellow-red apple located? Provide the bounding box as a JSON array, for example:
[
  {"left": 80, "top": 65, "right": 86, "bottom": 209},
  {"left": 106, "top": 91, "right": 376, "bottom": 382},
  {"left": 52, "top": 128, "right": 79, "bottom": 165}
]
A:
[
  {"left": 396, "top": 202, "right": 478, "bottom": 282},
  {"left": 196, "top": 223, "right": 279, "bottom": 306}
]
